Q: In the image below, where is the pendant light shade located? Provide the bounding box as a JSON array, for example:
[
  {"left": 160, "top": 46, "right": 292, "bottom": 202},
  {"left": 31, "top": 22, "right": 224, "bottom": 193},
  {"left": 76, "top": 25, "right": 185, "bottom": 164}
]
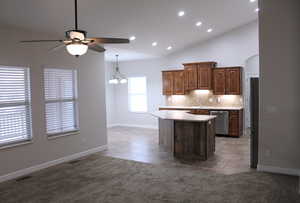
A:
[
  {"left": 109, "top": 55, "right": 127, "bottom": 85},
  {"left": 66, "top": 43, "right": 88, "bottom": 56}
]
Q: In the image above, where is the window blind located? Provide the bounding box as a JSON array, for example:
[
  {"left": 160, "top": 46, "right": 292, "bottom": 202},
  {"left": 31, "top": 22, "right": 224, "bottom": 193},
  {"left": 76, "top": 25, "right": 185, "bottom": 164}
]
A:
[
  {"left": 44, "top": 68, "right": 78, "bottom": 136},
  {"left": 0, "top": 66, "right": 32, "bottom": 146},
  {"left": 128, "top": 77, "right": 148, "bottom": 113}
]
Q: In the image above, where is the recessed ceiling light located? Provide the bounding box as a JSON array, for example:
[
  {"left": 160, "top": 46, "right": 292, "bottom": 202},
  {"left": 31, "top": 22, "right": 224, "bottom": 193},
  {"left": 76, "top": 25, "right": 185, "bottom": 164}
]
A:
[
  {"left": 207, "top": 28, "right": 213, "bottom": 33},
  {"left": 152, "top": 42, "right": 158, "bottom": 47},
  {"left": 250, "top": 0, "right": 256, "bottom": 2},
  {"left": 196, "top": 21, "right": 202, "bottom": 27},
  {"left": 167, "top": 46, "right": 172, "bottom": 50},
  {"left": 255, "top": 8, "right": 260, "bottom": 12},
  {"left": 129, "top": 36, "right": 136, "bottom": 41},
  {"left": 178, "top": 11, "right": 185, "bottom": 17}
]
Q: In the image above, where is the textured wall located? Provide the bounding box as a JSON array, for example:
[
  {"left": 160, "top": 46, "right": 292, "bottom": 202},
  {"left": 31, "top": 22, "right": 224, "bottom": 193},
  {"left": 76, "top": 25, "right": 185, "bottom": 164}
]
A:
[{"left": 259, "top": 0, "right": 300, "bottom": 172}]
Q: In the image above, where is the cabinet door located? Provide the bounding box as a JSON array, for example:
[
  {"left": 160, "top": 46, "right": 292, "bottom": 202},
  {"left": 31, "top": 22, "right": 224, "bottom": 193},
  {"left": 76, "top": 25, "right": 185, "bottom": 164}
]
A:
[
  {"left": 198, "top": 67, "right": 212, "bottom": 89},
  {"left": 173, "top": 71, "right": 185, "bottom": 95},
  {"left": 226, "top": 68, "right": 241, "bottom": 95},
  {"left": 162, "top": 72, "right": 174, "bottom": 95},
  {"left": 213, "top": 69, "right": 226, "bottom": 95},
  {"left": 184, "top": 65, "right": 198, "bottom": 91},
  {"left": 229, "top": 111, "right": 240, "bottom": 137}
]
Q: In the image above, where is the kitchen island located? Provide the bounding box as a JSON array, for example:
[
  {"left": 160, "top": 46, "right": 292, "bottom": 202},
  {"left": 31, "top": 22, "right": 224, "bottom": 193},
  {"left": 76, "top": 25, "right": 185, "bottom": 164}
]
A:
[{"left": 152, "top": 111, "right": 216, "bottom": 161}]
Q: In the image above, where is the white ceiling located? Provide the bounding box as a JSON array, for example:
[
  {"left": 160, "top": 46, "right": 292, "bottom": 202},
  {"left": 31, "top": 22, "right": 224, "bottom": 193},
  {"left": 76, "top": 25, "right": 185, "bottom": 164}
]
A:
[{"left": 0, "top": 0, "right": 258, "bottom": 61}]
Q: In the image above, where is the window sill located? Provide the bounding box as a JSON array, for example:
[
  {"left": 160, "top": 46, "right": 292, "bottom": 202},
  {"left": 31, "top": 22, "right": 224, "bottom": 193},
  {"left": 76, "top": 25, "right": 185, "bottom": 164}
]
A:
[
  {"left": 0, "top": 140, "right": 33, "bottom": 150},
  {"left": 47, "top": 130, "right": 80, "bottom": 140}
]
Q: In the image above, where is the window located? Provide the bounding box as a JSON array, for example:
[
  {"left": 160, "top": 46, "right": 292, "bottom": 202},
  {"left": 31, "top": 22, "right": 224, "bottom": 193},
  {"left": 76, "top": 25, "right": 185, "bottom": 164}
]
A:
[
  {"left": 44, "top": 68, "right": 79, "bottom": 136},
  {"left": 0, "top": 66, "right": 32, "bottom": 146},
  {"left": 128, "top": 77, "right": 147, "bottom": 113}
]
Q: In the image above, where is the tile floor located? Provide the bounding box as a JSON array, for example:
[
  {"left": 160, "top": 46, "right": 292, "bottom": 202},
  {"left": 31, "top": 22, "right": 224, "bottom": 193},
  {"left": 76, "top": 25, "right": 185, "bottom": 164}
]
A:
[{"left": 101, "top": 126, "right": 253, "bottom": 175}]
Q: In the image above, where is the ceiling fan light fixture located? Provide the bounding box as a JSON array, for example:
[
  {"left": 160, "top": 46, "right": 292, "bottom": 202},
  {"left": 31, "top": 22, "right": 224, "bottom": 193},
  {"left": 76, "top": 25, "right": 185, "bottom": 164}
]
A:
[{"left": 66, "top": 43, "right": 88, "bottom": 56}]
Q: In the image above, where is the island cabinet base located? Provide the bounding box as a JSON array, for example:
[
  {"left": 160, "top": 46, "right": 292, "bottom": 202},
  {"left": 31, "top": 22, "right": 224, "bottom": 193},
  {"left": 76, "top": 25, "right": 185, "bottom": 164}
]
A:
[{"left": 158, "top": 118, "right": 216, "bottom": 161}]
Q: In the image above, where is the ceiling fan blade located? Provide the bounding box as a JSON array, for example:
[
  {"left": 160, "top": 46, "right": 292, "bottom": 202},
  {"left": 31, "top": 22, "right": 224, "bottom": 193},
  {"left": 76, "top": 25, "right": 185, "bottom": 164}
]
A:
[
  {"left": 89, "top": 44, "right": 106, "bottom": 53},
  {"left": 49, "top": 43, "right": 65, "bottom": 52},
  {"left": 88, "top": 38, "right": 129, "bottom": 44},
  {"left": 20, "top": 40, "right": 63, "bottom": 43}
]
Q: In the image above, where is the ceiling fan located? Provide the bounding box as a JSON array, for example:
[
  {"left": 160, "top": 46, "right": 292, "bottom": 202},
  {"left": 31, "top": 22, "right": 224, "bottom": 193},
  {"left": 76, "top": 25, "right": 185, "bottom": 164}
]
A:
[{"left": 20, "top": 0, "right": 130, "bottom": 57}]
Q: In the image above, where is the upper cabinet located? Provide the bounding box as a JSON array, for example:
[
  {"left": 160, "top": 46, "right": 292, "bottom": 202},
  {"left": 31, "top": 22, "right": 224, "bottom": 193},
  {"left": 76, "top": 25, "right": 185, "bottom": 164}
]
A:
[
  {"left": 225, "top": 68, "right": 241, "bottom": 95},
  {"left": 213, "top": 67, "right": 242, "bottom": 95},
  {"left": 183, "top": 64, "right": 198, "bottom": 91},
  {"left": 162, "top": 71, "right": 174, "bottom": 95},
  {"left": 173, "top": 71, "right": 185, "bottom": 95},
  {"left": 183, "top": 62, "right": 216, "bottom": 91},
  {"left": 162, "top": 63, "right": 242, "bottom": 96},
  {"left": 213, "top": 69, "right": 226, "bottom": 95},
  {"left": 162, "top": 70, "right": 185, "bottom": 95}
]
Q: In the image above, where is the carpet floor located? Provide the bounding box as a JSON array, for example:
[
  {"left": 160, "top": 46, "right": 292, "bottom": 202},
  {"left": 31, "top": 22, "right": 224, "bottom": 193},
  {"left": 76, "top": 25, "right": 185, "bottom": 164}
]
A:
[{"left": 0, "top": 154, "right": 299, "bottom": 203}]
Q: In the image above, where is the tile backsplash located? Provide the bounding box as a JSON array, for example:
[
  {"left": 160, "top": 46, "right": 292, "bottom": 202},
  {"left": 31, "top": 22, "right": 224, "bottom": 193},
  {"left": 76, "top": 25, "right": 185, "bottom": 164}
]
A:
[{"left": 165, "top": 90, "right": 243, "bottom": 107}]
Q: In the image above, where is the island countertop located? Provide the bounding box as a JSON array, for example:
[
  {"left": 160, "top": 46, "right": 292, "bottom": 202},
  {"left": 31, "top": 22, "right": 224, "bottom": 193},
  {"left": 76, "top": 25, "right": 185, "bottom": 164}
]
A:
[{"left": 151, "top": 110, "right": 216, "bottom": 122}]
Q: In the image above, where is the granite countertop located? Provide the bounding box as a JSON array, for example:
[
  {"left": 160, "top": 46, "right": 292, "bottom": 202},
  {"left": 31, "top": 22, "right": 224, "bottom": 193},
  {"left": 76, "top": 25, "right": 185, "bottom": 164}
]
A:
[
  {"left": 159, "top": 106, "right": 244, "bottom": 110},
  {"left": 151, "top": 110, "right": 216, "bottom": 122}
]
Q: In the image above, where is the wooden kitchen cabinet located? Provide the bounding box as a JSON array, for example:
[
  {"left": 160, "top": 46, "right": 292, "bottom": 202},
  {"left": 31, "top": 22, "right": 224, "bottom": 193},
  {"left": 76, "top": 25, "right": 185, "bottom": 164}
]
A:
[
  {"left": 213, "top": 67, "right": 242, "bottom": 95},
  {"left": 213, "top": 69, "right": 226, "bottom": 95},
  {"left": 162, "top": 71, "right": 174, "bottom": 95},
  {"left": 226, "top": 67, "right": 242, "bottom": 95},
  {"left": 183, "top": 62, "right": 216, "bottom": 91},
  {"left": 173, "top": 70, "right": 185, "bottom": 95},
  {"left": 229, "top": 110, "right": 243, "bottom": 137},
  {"left": 183, "top": 64, "right": 198, "bottom": 91},
  {"left": 162, "top": 70, "right": 185, "bottom": 95}
]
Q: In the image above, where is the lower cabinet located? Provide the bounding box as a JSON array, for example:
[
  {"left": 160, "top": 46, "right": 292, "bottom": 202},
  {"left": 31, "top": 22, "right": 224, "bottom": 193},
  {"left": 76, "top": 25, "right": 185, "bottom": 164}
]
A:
[{"left": 228, "top": 110, "right": 243, "bottom": 137}]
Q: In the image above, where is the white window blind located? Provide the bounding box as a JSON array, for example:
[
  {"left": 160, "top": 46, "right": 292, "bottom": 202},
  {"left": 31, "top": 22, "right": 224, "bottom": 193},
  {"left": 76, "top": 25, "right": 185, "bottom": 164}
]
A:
[
  {"left": 44, "top": 68, "right": 79, "bottom": 136},
  {"left": 128, "top": 77, "right": 147, "bottom": 113},
  {"left": 0, "top": 66, "right": 32, "bottom": 146}
]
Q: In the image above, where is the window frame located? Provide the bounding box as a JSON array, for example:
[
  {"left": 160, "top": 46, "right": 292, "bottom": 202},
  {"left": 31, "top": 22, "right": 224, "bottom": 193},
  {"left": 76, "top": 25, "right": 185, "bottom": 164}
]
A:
[
  {"left": 43, "top": 67, "right": 79, "bottom": 138},
  {"left": 127, "top": 76, "right": 148, "bottom": 113},
  {"left": 0, "top": 65, "right": 33, "bottom": 148}
]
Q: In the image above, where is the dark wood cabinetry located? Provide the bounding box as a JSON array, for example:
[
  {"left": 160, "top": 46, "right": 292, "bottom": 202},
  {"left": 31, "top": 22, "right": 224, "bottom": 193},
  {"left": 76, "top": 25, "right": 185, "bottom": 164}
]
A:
[
  {"left": 173, "top": 71, "right": 185, "bottom": 95},
  {"left": 183, "top": 64, "right": 198, "bottom": 91},
  {"left": 226, "top": 68, "right": 241, "bottom": 95},
  {"left": 213, "top": 69, "right": 226, "bottom": 95},
  {"left": 162, "top": 71, "right": 174, "bottom": 95},
  {"left": 183, "top": 62, "right": 216, "bottom": 91},
  {"left": 162, "top": 64, "right": 242, "bottom": 96},
  {"left": 229, "top": 110, "right": 243, "bottom": 137},
  {"left": 213, "top": 67, "right": 242, "bottom": 95},
  {"left": 162, "top": 70, "right": 185, "bottom": 95}
]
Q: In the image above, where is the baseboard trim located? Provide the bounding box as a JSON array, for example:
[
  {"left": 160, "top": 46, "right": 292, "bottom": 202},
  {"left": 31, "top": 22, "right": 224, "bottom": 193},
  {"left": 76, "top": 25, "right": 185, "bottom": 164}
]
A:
[
  {"left": 108, "top": 123, "right": 158, "bottom": 130},
  {"left": 257, "top": 164, "right": 300, "bottom": 176},
  {"left": 0, "top": 145, "right": 107, "bottom": 183}
]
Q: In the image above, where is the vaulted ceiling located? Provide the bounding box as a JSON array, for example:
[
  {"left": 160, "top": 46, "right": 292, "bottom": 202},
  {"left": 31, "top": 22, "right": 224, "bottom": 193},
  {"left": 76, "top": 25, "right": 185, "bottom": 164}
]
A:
[{"left": 0, "top": 0, "right": 258, "bottom": 61}]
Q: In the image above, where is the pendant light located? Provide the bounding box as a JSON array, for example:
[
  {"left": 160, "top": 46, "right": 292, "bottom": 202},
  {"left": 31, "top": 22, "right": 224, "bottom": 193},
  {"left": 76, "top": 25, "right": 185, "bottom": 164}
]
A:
[{"left": 109, "top": 55, "right": 127, "bottom": 84}]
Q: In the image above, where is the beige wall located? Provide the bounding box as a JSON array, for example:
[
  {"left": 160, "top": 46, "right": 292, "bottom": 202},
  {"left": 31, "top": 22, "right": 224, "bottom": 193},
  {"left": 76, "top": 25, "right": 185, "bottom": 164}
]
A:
[
  {"left": 0, "top": 26, "right": 107, "bottom": 177},
  {"left": 259, "top": 0, "right": 300, "bottom": 173}
]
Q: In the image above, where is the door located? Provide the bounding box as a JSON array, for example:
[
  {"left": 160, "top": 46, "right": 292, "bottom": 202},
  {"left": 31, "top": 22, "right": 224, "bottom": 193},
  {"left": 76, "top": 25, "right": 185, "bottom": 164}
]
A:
[
  {"left": 173, "top": 71, "right": 185, "bottom": 95},
  {"left": 162, "top": 71, "right": 174, "bottom": 95},
  {"left": 226, "top": 68, "right": 241, "bottom": 95},
  {"left": 250, "top": 78, "right": 259, "bottom": 169},
  {"left": 198, "top": 67, "right": 212, "bottom": 89},
  {"left": 184, "top": 65, "right": 198, "bottom": 90},
  {"left": 213, "top": 69, "right": 226, "bottom": 95}
]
